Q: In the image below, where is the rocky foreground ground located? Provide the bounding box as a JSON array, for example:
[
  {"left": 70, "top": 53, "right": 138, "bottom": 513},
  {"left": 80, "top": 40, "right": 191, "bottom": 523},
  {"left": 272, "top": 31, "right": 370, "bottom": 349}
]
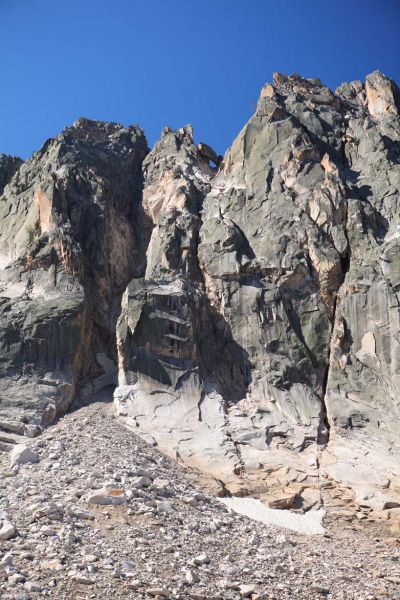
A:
[{"left": 1, "top": 391, "right": 400, "bottom": 600}]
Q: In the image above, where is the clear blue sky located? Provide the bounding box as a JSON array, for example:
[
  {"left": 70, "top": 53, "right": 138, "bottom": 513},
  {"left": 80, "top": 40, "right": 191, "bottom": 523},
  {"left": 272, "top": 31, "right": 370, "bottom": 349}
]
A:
[{"left": 1, "top": 0, "right": 399, "bottom": 159}]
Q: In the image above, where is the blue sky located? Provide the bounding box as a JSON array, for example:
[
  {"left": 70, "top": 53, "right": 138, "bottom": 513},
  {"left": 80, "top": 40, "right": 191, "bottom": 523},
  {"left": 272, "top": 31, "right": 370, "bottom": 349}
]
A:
[{"left": 1, "top": 0, "right": 399, "bottom": 159}]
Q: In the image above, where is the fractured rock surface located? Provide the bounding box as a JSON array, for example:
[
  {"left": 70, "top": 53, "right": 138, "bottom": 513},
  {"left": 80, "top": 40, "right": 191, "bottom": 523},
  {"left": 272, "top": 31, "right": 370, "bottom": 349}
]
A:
[
  {"left": 115, "top": 71, "right": 400, "bottom": 517},
  {"left": 0, "top": 118, "right": 148, "bottom": 436},
  {"left": 0, "top": 70, "right": 399, "bottom": 520}
]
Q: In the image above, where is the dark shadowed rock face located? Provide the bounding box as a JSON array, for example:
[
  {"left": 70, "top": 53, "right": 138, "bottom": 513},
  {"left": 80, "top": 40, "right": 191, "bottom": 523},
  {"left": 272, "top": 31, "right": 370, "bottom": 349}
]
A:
[
  {"left": 0, "top": 118, "right": 148, "bottom": 436},
  {"left": 0, "top": 154, "right": 23, "bottom": 195},
  {"left": 1, "top": 71, "right": 400, "bottom": 519}
]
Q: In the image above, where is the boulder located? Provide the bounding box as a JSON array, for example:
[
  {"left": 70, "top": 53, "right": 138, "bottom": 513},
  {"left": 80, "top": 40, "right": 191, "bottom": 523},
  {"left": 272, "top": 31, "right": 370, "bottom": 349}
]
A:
[
  {"left": 10, "top": 445, "right": 39, "bottom": 466},
  {"left": 86, "top": 486, "right": 127, "bottom": 506},
  {"left": 0, "top": 518, "right": 16, "bottom": 540}
]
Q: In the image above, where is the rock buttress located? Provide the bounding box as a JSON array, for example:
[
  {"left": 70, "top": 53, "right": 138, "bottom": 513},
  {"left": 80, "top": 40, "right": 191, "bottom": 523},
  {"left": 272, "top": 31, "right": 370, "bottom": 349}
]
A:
[
  {"left": 0, "top": 118, "right": 149, "bottom": 436},
  {"left": 116, "top": 72, "right": 400, "bottom": 517}
]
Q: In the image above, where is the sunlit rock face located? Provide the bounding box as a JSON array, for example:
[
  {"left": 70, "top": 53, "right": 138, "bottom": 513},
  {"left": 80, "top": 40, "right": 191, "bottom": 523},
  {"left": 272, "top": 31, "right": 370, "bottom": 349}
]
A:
[
  {"left": 1, "top": 71, "right": 399, "bottom": 518},
  {"left": 323, "top": 71, "right": 400, "bottom": 514},
  {"left": 114, "top": 127, "right": 251, "bottom": 490},
  {"left": 115, "top": 71, "right": 400, "bottom": 516}
]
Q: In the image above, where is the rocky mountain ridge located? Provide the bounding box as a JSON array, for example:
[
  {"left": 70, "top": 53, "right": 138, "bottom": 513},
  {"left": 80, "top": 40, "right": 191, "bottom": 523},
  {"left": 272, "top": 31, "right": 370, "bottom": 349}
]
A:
[{"left": 0, "top": 70, "right": 399, "bottom": 523}]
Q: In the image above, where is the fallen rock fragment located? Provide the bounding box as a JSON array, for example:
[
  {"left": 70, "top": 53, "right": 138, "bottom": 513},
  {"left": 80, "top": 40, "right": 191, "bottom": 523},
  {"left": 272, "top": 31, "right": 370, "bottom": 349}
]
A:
[
  {"left": 146, "top": 587, "right": 170, "bottom": 598},
  {"left": 0, "top": 517, "right": 16, "bottom": 540},
  {"left": 311, "top": 583, "right": 330, "bottom": 595},
  {"left": 266, "top": 491, "right": 297, "bottom": 509},
  {"left": 86, "top": 486, "right": 127, "bottom": 505},
  {"left": 70, "top": 574, "right": 96, "bottom": 585},
  {"left": 193, "top": 552, "right": 210, "bottom": 565},
  {"left": 41, "top": 559, "right": 64, "bottom": 571},
  {"left": 131, "top": 475, "right": 153, "bottom": 488},
  {"left": 24, "top": 581, "right": 42, "bottom": 592},
  {"left": 10, "top": 444, "right": 39, "bottom": 466},
  {"left": 186, "top": 568, "right": 200, "bottom": 584},
  {"left": 239, "top": 583, "right": 256, "bottom": 598}
]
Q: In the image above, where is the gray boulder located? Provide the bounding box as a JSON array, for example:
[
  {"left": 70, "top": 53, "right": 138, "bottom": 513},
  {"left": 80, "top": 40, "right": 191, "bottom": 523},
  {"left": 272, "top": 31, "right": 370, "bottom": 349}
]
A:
[{"left": 10, "top": 444, "right": 39, "bottom": 465}]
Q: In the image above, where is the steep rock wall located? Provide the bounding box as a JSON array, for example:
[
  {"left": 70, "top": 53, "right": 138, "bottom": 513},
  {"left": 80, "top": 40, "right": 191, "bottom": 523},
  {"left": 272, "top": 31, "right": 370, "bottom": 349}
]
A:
[
  {"left": 0, "top": 71, "right": 399, "bottom": 519},
  {"left": 0, "top": 119, "right": 148, "bottom": 437},
  {"left": 116, "top": 71, "right": 400, "bottom": 516}
]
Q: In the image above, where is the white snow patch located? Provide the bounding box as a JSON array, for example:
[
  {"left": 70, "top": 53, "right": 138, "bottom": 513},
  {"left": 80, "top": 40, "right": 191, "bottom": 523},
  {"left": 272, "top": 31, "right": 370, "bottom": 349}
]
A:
[{"left": 219, "top": 497, "right": 325, "bottom": 535}]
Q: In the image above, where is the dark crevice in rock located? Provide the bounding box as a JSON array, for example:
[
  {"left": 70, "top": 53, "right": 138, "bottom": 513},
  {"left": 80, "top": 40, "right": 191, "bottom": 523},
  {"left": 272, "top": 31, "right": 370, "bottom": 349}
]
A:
[
  {"left": 318, "top": 137, "right": 353, "bottom": 445},
  {"left": 197, "top": 390, "right": 205, "bottom": 422}
]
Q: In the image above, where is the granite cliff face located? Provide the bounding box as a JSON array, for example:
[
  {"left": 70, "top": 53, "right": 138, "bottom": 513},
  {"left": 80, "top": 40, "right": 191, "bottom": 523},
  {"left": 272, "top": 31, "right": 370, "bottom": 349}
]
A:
[
  {"left": 0, "top": 119, "right": 148, "bottom": 438},
  {"left": 1, "top": 71, "right": 399, "bottom": 520}
]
